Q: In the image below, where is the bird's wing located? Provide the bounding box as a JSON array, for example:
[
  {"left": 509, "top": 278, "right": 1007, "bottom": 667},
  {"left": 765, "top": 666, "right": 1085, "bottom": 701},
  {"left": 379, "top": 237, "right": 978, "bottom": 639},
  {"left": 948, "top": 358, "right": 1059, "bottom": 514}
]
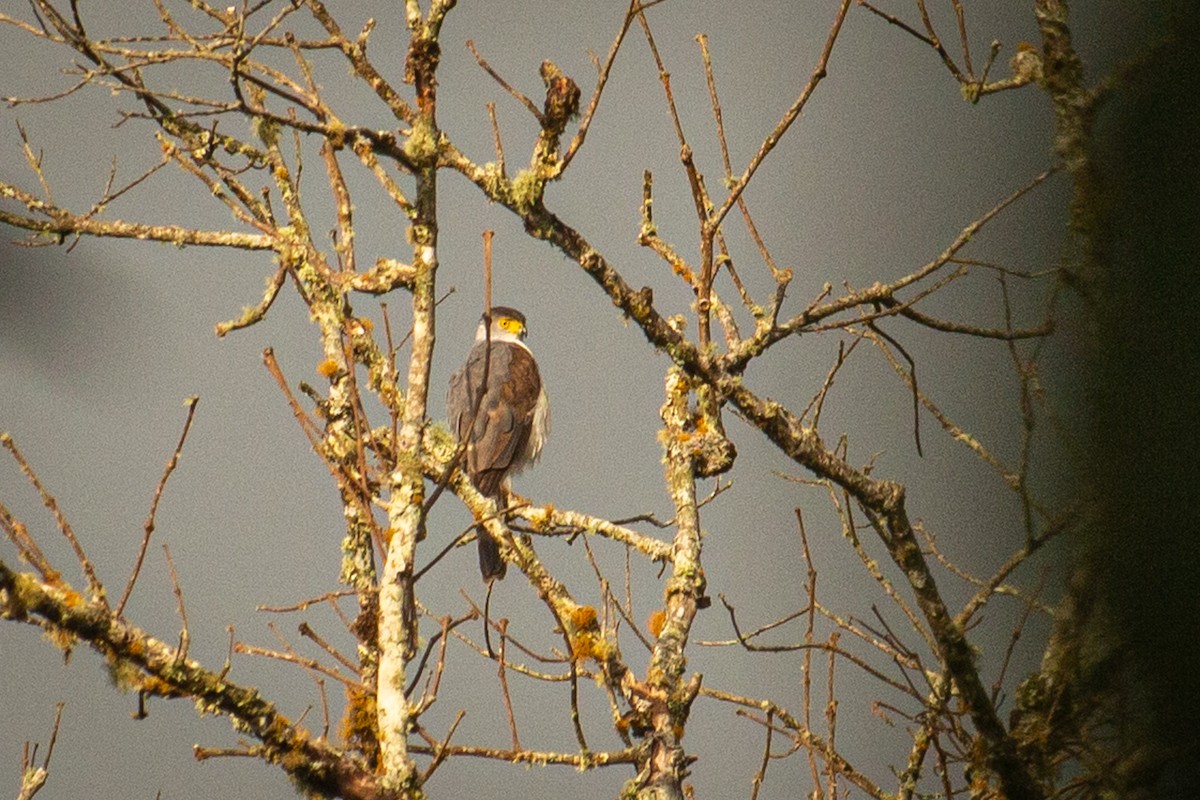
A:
[
  {"left": 451, "top": 341, "right": 542, "bottom": 496},
  {"left": 502, "top": 343, "right": 546, "bottom": 461},
  {"left": 447, "top": 360, "right": 471, "bottom": 440}
]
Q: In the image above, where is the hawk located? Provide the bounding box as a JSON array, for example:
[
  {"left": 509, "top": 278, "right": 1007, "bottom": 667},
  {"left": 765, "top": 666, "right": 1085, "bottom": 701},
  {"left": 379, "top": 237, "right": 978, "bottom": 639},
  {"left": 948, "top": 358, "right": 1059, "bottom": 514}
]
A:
[{"left": 447, "top": 306, "right": 550, "bottom": 582}]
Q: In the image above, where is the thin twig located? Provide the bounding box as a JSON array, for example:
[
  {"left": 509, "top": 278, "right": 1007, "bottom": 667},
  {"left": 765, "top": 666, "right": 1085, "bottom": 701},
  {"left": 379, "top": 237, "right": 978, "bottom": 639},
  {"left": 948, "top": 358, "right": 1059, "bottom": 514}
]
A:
[
  {"left": 0, "top": 492, "right": 56, "bottom": 581},
  {"left": 233, "top": 639, "right": 367, "bottom": 691},
  {"left": 802, "top": 338, "right": 860, "bottom": 429},
  {"left": 716, "top": 593, "right": 913, "bottom": 696},
  {"left": 799, "top": 508, "right": 821, "bottom": 795},
  {"left": 411, "top": 612, "right": 467, "bottom": 707},
  {"left": 486, "top": 101, "right": 506, "bottom": 177},
  {"left": 161, "top": 543, "right": 191, "bottom": 663},
  {"left": 419, "top": 710, "right": 466, "bottom": 783},
  {"left": 257, "top": 589, "right": 358, "bottom": 613},
  {"left": 466, "top": 39, "right": 541, "bottom": 121},
  {"left": 496, "top": 618, "right": 522, "bottom": 752},
  {"left": 2, "top": 432, "right": 106, "bottom": 605},
  {"left": 990, "top": 570, "right": 1048, "bottom": 705},
  {"left": 560, "top": 0, "right": 665, "bottom": 169},
  {"left": 298, "top": 621, "right": 361, "bottom": 676},
  {"left": 706, "top": 688, "right": 886, "bottom": 799},
  {"left": 17, "top": 702, "right": 64, "bottom": 800},
  {"left": 865, "top": 318, "right": 923, "bottom": 457},
  {"left": 697, "top": 33, "right": 789, "bottom": 292},
  {"left": 825, "top": 630, "right": 840, "bottom": 799},
  {"left": 117, "top": 396, "right": 199, "bottom": 616},
  {"left": 709, "top": 0, "right": 853, "bottom": 232},
  {"left": 749, "top": 707, "right": 774, "bottom": 800}
]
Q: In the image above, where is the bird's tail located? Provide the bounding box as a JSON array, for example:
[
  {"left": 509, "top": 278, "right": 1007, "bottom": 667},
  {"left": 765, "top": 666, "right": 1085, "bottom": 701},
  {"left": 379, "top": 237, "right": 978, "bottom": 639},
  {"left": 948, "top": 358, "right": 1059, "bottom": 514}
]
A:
[{"left": 477, "top": 526, "right": 507, "bottom": 582}]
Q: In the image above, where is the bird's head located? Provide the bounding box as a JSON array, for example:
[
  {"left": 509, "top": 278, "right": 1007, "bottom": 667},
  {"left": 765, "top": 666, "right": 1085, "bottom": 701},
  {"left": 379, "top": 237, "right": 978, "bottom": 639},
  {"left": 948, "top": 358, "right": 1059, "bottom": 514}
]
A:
[{"left": 476, "top": 306, "right": 529, "bottom": 345}]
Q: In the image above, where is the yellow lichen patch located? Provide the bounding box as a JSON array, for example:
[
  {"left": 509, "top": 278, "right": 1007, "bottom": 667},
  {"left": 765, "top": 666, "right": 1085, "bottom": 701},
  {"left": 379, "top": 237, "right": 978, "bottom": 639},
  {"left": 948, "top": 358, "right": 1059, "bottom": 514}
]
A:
[
  {"left": 105, "top": 654, "right": 142, "bottom": 691},
  {"left": 647, "top": 609, "right": 667, "bottom": 639},
  {"left": 137, "top": 673, "right": 182, "bottom": 698},
  {"left": 60, "top": 587, "right": 86, "bottom": 609},
  {"left": 671, "top": 261, "right": 697, "bottom": 284},
  {"left": 570, "top": 630, "right": 598, "bottom": 663},
  {"left": 317, "top": 358, "right": 340, "bottom": 378},
  {"left": 570, "top": 631, "right": 616, "bottom": 665},
  {"left": 527, "top": 503, "right": 555, "bottom": 531},
  {"left": 589, "top": 638, "right": 615, "bottom": 662},
  {"left": 672, "top": 430, "right": 694, "bottom": 444},
  {"left": 346, "top": 317, "right": 374, "bottom": 337},
  {"left": 340, "top": 685, "right": 379, "bottom": 766},
  {"left": 383, "top": 527, "right": 399, "bottom": 548},
  {"left": 570, "top": 604, "right": 598, "bottom": 630},
  {"left": 510, "top": 169, "right": 545, "bottom": 215},
  {"left": 44, "top": 626, "right": 76, "bottom": 654},
  {"left": 325, "top": 119, "right": 347, "bottom": 150}
]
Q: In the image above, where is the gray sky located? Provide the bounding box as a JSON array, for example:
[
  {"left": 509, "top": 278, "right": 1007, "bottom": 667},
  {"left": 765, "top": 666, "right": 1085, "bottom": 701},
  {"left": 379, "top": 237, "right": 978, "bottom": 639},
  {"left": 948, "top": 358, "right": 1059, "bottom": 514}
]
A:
[{"left": 1, "top": 2, "right": 1133, "bottom": 798}]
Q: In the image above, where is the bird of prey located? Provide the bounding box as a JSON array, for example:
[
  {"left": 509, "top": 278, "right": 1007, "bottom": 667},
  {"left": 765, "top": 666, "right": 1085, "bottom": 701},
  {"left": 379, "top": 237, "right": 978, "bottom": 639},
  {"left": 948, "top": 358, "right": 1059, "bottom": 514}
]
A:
[{"left": 447, "top": 306, "right": 550, "bottom": 582}]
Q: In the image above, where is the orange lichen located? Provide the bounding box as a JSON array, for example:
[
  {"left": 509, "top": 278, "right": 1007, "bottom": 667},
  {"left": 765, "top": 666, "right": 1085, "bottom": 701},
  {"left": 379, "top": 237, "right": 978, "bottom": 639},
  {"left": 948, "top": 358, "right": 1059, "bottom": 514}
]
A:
[
  {"left": 45, "top": 626, "right": 76, "bottom": 653},
  {"left": 569, "top": 627, "right": 614, "bottom": 664},
  {"left": 647, "top": 609, "right": 667, "bottom": 638},
  {"left": 570, "top": 631, "right": 598, "bottom": 662},
  {"left": 137, "top": 673, "right": 182, "bottom": 697},
  {"left": 61, "top": 587, "right": 86, "bottom": 609},
  {"left": 570, "top": 605, "right": 598, "bottom": 630},
  {"left": 317, "top": 358, "right": 340, "bottom": 377},
  {"left": 340, "top": 686, "right": 380, "bottom": 768}
]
